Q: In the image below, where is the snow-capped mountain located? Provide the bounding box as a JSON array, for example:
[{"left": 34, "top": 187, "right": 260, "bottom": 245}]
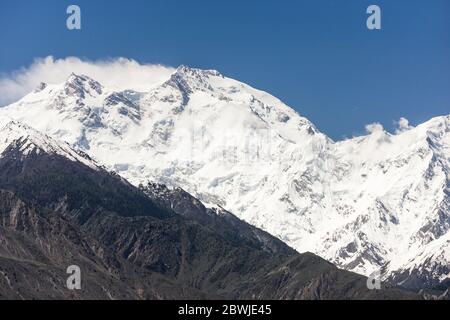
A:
[{"left": 0, "top": 66, "right": 448, "bottom": 288}]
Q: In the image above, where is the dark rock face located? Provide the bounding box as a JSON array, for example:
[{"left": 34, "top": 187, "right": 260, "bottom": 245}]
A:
[
  {"left": 141, "top": 182, "right": 294, "bottom": 256},
  {"left": 0, "top": 144, "right": 420, "bottom": 300},
  {"left": 0, "top": 190, "right": 142, "bottom": 299}
]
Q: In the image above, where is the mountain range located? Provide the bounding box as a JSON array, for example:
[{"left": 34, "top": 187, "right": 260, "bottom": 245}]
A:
[
  {"left": 0, "top": 120, "right": 421, "bottom": 299},
  {"left": 0, "top": 65, "right": 448, "bottom": 293}
]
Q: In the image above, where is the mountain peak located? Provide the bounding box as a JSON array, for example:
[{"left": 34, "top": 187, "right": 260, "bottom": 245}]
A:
[
  {"left": 66, "top": 72, "right": 89, "bottom": 81},
  {"left": 0, "top": 120, "right": 98, "bottom": 169},
  {"left": 162, "top": 65, "right": 223, "bottom": 99},
  {"left": 175, "top": 65, "right": 222, "bottom": 78},
  {"left": 34, "top": 82, "right": 47, "bottom": 93},
  {"left": 64, "top": 73, "right": 103, "bottom": 96},
  {"left": 0, "top": 120, "right": 54, "bottom": 156},
  {"left": 1, "top": 120, "right": 40, "bottom": 138}
]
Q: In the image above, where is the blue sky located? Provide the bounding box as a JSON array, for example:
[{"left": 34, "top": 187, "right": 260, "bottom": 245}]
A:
[{"left": 0, "top": 0, "right": 449, "bottom": 139}]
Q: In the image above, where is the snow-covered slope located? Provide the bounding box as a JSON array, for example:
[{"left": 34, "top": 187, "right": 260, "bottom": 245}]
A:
[
  {"left": 383, "top": 232, "right": 449, "bottom": 289},
  {"left": 0, "top": 120, "right": 98, "bottom": 169},
  {"left": 325, "top": 116, "right": 449, "bottom": 285},
  {"left": 0, "top": 66, "right": 448, "bottom": 288}
]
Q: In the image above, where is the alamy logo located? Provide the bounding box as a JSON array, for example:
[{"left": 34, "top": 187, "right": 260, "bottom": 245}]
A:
[
  {"left": 367, "top": 269, "right": 382, "bottom": 290},
  {"left": 366, "top": 5, "right": 381, "bottom": 30},
  {"left": 66, "top": 5, "right": 81, "bottom": 30},
  {"left": 66, "top": 265, "right": 81, "bottom": 290}
]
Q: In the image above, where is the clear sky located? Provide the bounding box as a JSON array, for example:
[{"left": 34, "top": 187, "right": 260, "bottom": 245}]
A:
[{"left": 0, "top": 0, "right": 449, "bottom": 139}]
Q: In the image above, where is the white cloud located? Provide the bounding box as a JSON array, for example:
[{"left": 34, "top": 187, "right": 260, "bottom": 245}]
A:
[
  {"left": 0, "top": 56, "right": 175, "bottom": 106},
  {"left": 395, "top": 117, "right": 413, "bottom": 134},
  {"left": 365, "top": 122, "right": 384, "bottom": 134},
  {"left": 364, "top": 122, "right": 392, "bottom": 143}
]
